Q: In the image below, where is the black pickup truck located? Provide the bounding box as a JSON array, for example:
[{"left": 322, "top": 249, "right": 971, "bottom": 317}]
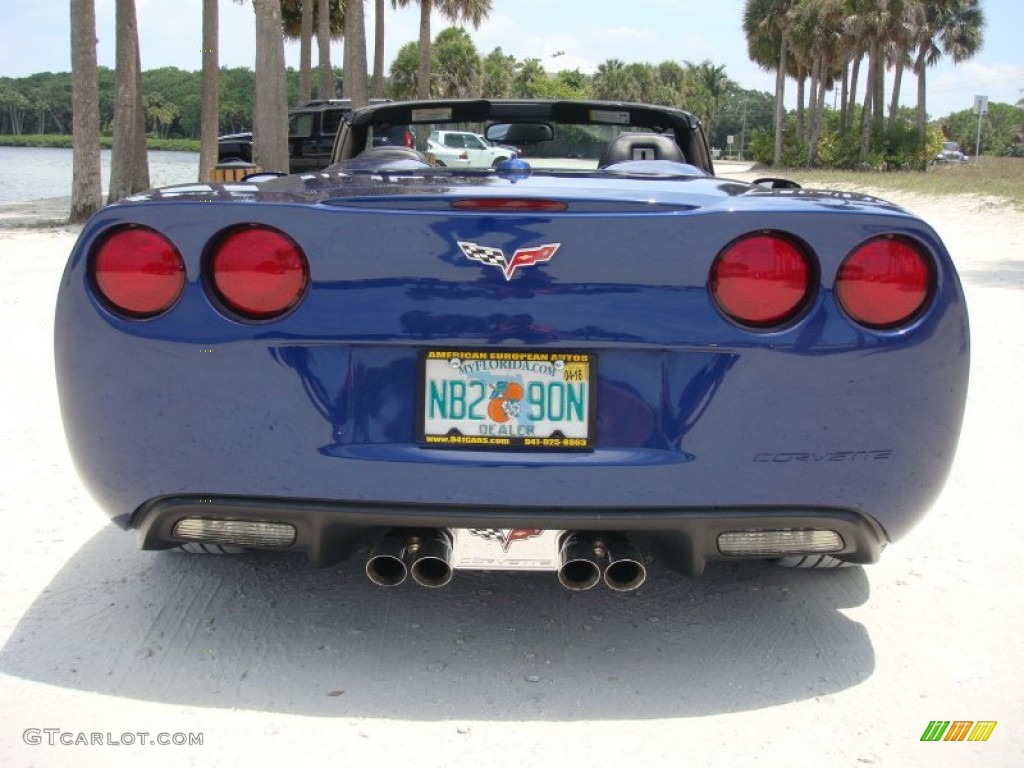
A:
[{"left": 218, "top": 98, "right": 408, "bottom": 173}]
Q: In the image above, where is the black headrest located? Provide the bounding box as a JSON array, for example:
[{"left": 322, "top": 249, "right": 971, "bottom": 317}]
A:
[{"left": 598, "top": 133, "right": 684, "bottom": 168}]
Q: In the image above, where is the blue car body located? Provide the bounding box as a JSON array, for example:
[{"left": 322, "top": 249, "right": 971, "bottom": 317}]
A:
[{"left": 55, "top": 100, "right": 969, "bottom": 587}]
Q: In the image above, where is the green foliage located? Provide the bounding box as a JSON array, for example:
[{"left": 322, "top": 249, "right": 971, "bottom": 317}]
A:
[
  {"left": 432, "top": 27, "right": 481, "bottom": 98},
  {"left": 813, "top": 131, "right": 858, "bottom": 169},
  {"left": 707, "top": 88, "right": 774, "bottom": 153},
  {"left": 0, "top": 134, "right": 199, "bottom": 152},
  {"left": 388, "top": 42, "right": 420, "bottom": 99},
  {"left": 524, "top": 70, "right": 593, "bottom": 101},
  {"left": 875, "top": 121, "right": 932, "bottom": 171},
  {"left": 513, "top": 59, "right": 545, "bottom": 98},
  {"left": 940, "top": 102, "right": 1024, "bottom": 156},
  {"left": 1003, "top": 144, "right": 1024, "bottom": 158},
  {"left": 781, "top": 133, "right": 809, "bottom": 168},
  {"left": 481, "top": 47, "right": 515, "bottom": 98},
  {"left": 749, "top": 128, "right": 774, "bottom": 165}
]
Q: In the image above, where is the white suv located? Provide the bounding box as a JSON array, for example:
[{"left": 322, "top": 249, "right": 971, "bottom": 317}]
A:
[{"left": 426, "top": 131, "right": 516, "bottom": 168}]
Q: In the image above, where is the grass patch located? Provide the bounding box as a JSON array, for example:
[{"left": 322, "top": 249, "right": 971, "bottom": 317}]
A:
[
  {"left": 0, "top": 134, "right": 200, "bottom": 152},
  {"left": 779, "top": 156, "right": 1024, "bottom": 207}
]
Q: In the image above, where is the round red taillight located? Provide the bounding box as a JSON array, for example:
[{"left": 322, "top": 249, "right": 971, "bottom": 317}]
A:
[
  {"left": 836, "top": 236, "right": 933, "bottom": 329},
  {"left": 209, "top": 227, "right": 308, "bottom": 319},
  {"left": 92, "top": 226, "right": 185, "bottom": 318},
  {"left": 710, "top": 233, "right": 813, "bottom": 328}
]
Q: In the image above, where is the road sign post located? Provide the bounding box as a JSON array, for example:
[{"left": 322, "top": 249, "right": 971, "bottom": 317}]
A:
[{"left": 973, "top": 95, "right": 988, "bottom": 160}]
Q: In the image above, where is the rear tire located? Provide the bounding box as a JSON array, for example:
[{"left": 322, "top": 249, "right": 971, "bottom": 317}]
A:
[
  {"left": 774, "top": 554, "right": 853, "bottom": 569},
  {"left": 175, "top": 542, "right": 247, "bottom": 555}
]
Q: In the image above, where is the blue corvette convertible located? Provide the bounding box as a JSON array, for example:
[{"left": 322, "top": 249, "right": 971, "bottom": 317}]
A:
[{"left": 55, "top": 99, "right": 969, "bottom": 592}]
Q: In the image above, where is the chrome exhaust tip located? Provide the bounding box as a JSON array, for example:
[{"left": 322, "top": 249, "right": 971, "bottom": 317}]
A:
[
  {"left": 603, "top": 540, "right": 647, "bottom": 592},
  {"left": 365, "top": 534, "right": 409, "bottom": 587},
  {"left": 409, "top": 530, "right": 454, "bottom": 588},
  {"left": 557, "top": 534, "right": 604, "bottom": 591}
]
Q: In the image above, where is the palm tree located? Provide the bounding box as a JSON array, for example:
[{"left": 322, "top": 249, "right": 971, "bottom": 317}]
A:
[
  {"left": 300, "top": 0, "right": 314, "bottom": 101},
  {"left": 789, "top": 0, "right": 845, "bottom": 163},
  {"left": 388, "top": 41, "right": 419, "bottom": 98},
  {"left": 481, "top": 47, "right": 516, "bottom": 98},
  {"left": 318, "top": 0, "right": 335, "bottom": 98},
  {"left": 252, "top": 0, "right": 289, "bottom": 171},
  {"left": 432, "top": 27, "right": 481, "bottom": 98},
  {"left": 199, "top": 0, "right": 219, "bottom": 181},
  {"left": 372, "top": 0, "right": 386, "bottom": 97},
  {"left": 593, "top": 58, "right": 627, "bottom": 100},
  {"left": 108, "top": 0, "right": 150, "bottom": 203},
  {"left": 70, "top": 0, "right": 102, "bottom": 222},
  {"left": 281, "top": 1, "right": 344, "bottom": 101},
  {"left": 687, "top": 60, "right": 734, "bottom": 139},
  {"left": 394, "top": 0, "right": 492, "bottom": 99},
  {"left": 913, "top": 0, "right": 985, "bottom": 138},
  {"left": 845, "top": 0, "right": 908, "bottom": 156},
  {"left": 885, "top": 1, "right": 925, "bottom": 129},
  {"left": 743, "top": 0, "right": 796, "bottom": 166},
  {"left": 344, "top": 0, "right": 368, "bottom": 106}
]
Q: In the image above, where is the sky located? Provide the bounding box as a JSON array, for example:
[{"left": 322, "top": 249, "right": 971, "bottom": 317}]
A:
[{"left": 0, "top": 0, "right": 1021, "bottom": 119}]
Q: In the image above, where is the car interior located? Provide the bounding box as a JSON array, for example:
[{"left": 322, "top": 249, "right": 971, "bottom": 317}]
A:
[{"left": 332, "top": 100, "right": 715, "bottom": 174}]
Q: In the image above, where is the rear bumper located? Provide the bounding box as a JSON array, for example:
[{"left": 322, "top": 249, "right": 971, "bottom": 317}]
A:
[{"left": 133, "top": 495, "right": 888, "bottom": 575}]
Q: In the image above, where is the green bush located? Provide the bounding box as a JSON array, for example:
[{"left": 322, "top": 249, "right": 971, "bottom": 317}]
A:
[
  {"left": 1002, "top": 144, "right": 1024, "bottom": 158},
  {"left": 814, "top": 131, "right": 862, "bottom": 169},
  {"left": 749, "top": 128, "right": 774, "bottom": 165},
  {"left": 0, "top": 134, "right": 199, "bottom": 152}
]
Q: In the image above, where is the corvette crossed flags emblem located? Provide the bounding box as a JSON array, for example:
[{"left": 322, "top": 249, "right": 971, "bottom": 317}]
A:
[{"left": 457, "top": 241, "right": 560, "bottom": 281}]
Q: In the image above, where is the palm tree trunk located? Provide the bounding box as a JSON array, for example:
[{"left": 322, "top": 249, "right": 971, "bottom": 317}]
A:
[
  {"left": 253, "top": 0, "right": 289, "bottom": 172},
  {"left": 806, "top": 56, "right": 820, "bottom": 165},
  {"left": 860, "top": 43, "right": 876, "bottom": 158},
  {"left": 372, "top": 0, "right": 385, "bottom": 97},
  {"left": 70, "top": 0, "right": 102, "bottom": 223},
  {"left": 872, "top": 49, "right": 885, "bottom": 136},
  {"left": 344, "top": 0, "right": 368, "bottom": 106},
  {"left": 848, "top": 54, "right": 861, "bottom": 128},
  {"left": 109, "top": 0, "right": 150, "bottom": 203},
  {"left": 199, "top": 0, "right": 219, "bottom": 181},
  {"left": 299, "top": 0, "right": 314, "bottom": 102},
  {"left": 416, "top": 0, "right": 432, "bottom": 99},
  {"left": 317, "top": 0, "right": 334, "bottom": 98},
  {"left": 796, "top": 67, "right": 805, "bottom": 141},
  {"left": 772, "top": 36, "right": 787, "bottom": 167},
  {"left": 888, "top": 50, "right": 905, "bottom": 129},
  {"left": 839, "top": 56, "right": 849, "bottom": 136},
  {"left": 914, "top": 44, "right": 928, "bottom": 139},
  {"left": 809, "top": 56, "right": 827, "bottom": 166}
]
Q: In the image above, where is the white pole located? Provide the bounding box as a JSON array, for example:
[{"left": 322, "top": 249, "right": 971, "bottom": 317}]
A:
[
  {"left": 973, "top": 95, "right": 987, "bottom": 161},
  {"left": 975, "top": 110, "right": 983, "bottom": 160}
]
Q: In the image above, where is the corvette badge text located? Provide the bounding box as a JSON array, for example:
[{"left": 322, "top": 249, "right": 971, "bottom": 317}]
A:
[
  {"left": 23, "top": 729, "right": 203, "bottom": 747},
  {"left": 754, "top": 450, "right": 893, "bottom": 463}
]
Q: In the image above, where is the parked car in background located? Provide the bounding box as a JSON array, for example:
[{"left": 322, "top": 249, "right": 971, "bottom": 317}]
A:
[
  {"left": 476, "top": 132, "right": 521, "bottom": 157},
  {"left": 426, "top": 130, "right": 517, "bottom": 168},
  {"left": 216, "top": 132, "right": 254, "bottom": 164},
  {"left": 934, "top": 141, "right": 968, "bottom": 163},
  {"left": 217, "top": 99, "right": 394, "bottom": 173}
]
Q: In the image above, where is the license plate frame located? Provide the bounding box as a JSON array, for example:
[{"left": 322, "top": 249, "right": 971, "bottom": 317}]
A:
[{"left": 417, "top": 349, "right": 596, "bottom": 451}]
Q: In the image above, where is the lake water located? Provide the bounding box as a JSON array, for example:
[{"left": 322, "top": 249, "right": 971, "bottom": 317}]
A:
[{"left": 0, "top": 146, "right": 202, "bottom": 203}]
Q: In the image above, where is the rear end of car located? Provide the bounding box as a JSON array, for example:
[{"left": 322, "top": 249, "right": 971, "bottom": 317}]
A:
[{"left": 55, "top": 176, "right": 969, "bottom": 589}]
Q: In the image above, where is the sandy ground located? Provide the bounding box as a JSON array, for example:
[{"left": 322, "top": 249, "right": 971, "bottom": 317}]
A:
[{"left": 0, "top": 176, "right": 1022, "bottom": 768}]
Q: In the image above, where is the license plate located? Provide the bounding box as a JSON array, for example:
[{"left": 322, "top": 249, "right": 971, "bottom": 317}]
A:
[{"left": 418, "top": 350, "right": 595, "bottom": 450}]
